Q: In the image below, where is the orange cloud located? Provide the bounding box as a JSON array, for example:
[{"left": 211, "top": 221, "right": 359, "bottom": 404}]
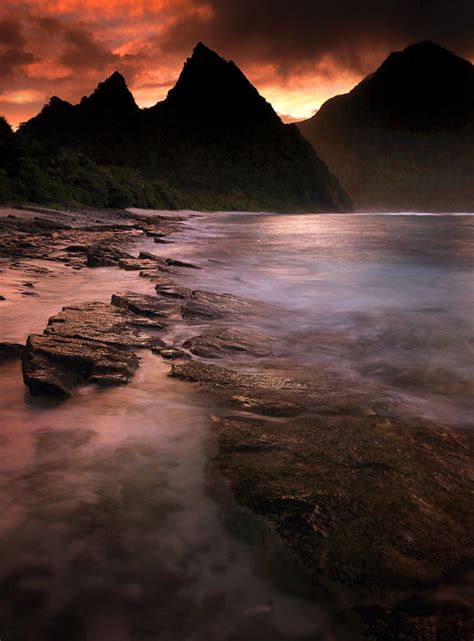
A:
[{"left": 1, "top": 0, "right": 473, "bottom": 129}]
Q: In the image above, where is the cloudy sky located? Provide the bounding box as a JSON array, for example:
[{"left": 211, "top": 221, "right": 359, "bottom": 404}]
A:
[{"left": 1, "top": 0, "right": 473, "bottom": 128}]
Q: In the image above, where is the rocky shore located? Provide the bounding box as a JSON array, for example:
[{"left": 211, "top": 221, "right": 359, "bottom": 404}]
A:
[{"left": 1, "top": 206, "right": 473, "bottom": 640}]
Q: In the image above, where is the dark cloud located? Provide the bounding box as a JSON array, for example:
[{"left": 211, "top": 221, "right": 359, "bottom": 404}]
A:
[
  {"left": 59, "top": 25, "right": 118, "bottom": 71},
  {"left": 0, "top": 17, "right": 25, "bottom": 49},
  {"left": 160, "top": 0, "right": 474, "bottom": 75},
  {"left": 0, "top": 48, "right": 37, "bottom": 77},
  {"left": 0, "top": 16, "right": 37, "bottom": 78}
]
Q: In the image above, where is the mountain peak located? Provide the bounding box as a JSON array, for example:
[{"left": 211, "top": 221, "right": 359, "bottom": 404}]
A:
[
  {"left": 160, "top": 43, "right": 278, "bottom": 125},
  {"left": 80, "top": 71, "right": 138, "bottom": 116},
  {"left": 403, "top": 40, "right": 451, "bottom": 55},
  {"left": 363, "top": 40, "right": 474, "bottom": 129},
  {"left": 380, "top": 40, "right": 472, "bottom": 73},
  {"left": 192, "top": 41, "right": 214, "bottom": 57}
]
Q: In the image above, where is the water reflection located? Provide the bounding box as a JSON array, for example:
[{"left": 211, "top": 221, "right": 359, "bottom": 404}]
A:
[{"left": 0, "top": 356, "right": 329, "bottom": 641}]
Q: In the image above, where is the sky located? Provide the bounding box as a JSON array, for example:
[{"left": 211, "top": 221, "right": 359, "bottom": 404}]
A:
[{"left": 1, "top": 0, "right": 473, "bottom": 128}]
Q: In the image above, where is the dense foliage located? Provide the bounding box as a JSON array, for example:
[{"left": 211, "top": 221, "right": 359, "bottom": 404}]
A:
[{"left": 0, "top": 117, "right": 179, "bottom": 208}]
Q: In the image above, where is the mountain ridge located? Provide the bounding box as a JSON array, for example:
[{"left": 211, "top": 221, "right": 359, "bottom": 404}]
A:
[
  {"left": 12, "top": 42, "right": 350, "bottom": 212},
  {"left": 298, "top": 40, "right": 474, "bottom": 211}
]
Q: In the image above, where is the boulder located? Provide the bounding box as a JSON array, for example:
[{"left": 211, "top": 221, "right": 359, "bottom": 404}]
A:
[{"left": 22, "top": 334, "right": 139, "bottom": 396}]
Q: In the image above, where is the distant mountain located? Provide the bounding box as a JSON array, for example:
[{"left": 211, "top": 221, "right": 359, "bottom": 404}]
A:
[
  {"left": 298, "top": 41, "right": 474, "bottom": 211},
  {"left": 16, "top": 43, "right": 350, "bottom": 212}
]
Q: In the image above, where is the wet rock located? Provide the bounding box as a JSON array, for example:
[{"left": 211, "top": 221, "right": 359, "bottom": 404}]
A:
[
  {"left": 156, "top": 284, "right": 194, "bottom": 299},
  {"left": 0, "top": 342, "right": 24, "bottom": 361},
  {"left": 21, "top": 291, "right": 39, "bottom": 296},
  {"left": 86, "top": 246, "right": 133, "bottom": 267},
  {"left": 63, "top": 244, "right": 88, "bottom": 252},
  {"left": 145, "top": 231, "right": 167, "bottom": 239},
  {"left": 23, "top": 334, "right": 139, "bottom": 396},
  {"left": 183, "top": 328, "right": 272, "bottom": 359},
  {"left": 154, "top": 347, "right": 192, "bottom": 361},
  {"left": 0, "top": 294, "right": 5, "bottom": 301},
  {"left": 138, "top": 251, "right": 168, "bottom": 267},
  {"left": 44, "top": 301, "right": 166, "bottom": 348},
  {"left": 164, "top": 257, "right": 200, "bottom": 269},
  {"left": 119, "top": 258, "right": 168, "bottom": 271},
  {"left": 181, "top": 290, "right": 270, "bottom": 320},
  {"left": 139, "top": 252, "right": 198, "bottom": 270},
  {"left": 210, "top": 412, "right": 474, "bottom": 639},
  {"left": 169, "top": 361, "right": 309, "bottom": 416},
  {"left": 111, "top": 292, "right": 172, "bottom": 319}
]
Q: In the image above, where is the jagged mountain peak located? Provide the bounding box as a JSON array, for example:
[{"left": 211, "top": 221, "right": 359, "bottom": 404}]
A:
[
  {"left": 191, "top": 41, "right": 221, "bottom": 60},
  {"left": 80, "top": 71, "right": 138, "bottom": 115},
  {"left": 160, "top": 42, "right": 278, "bottom": 124}
]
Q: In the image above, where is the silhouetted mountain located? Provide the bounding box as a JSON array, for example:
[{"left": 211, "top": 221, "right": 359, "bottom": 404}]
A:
[
  {"left": 12, "top": 43, "right": 351, "bottom": 211},
  {"left": 298, "top": 41, "right": 474, "bottom": 211},
  {"left": 152, "top": 41, "right": 279, "bottom": 125},
  {"left": 80, "top": 71, "right": 139, "bottom": 118},
  {"left": 15, "top": 43, "right": 350, "bottom": 212}
]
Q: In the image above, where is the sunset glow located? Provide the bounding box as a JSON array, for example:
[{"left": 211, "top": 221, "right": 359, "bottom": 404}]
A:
[{"left": 1, "top": 0, "right": 473, "bottom": 128}]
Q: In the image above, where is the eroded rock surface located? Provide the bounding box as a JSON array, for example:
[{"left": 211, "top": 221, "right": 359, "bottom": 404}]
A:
[
  {"left": 169, "top": 354, "right": 474, "bottom": 640},
  {"left": 21, "top": 294, "right": 170, "bottom": 396},
  {"left": 23, "top": 334, "right": 139, "bottom": 395},
  {"left": 111, "top": 291, "right": 174, "bottom": 319},
  {"left": 44, "top": 301, "right": 166, "bottom": 348},
  {"left": 179, "top": 289, "right": 272, "bottom": 320},
  {"left": 211, "top": 412, "right": 474, "bottom": 639},
  {"left": 183, "top": 328, "right": 272, "bottom": 359},
  {"left": 0, "top": 206, "right": 184, "bottom": 270}
]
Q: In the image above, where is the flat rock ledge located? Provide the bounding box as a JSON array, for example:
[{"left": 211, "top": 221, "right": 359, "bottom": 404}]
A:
[
  {"left": 22, "top": 296, "right": 168, "bottom": 396},
  {"left": 23, "top": 335, "right": 139, "bottom": 396},
  {"left": 182, "top": 328, "right": 272, "bottom": 359},
  {"left": 168, "top": 360, "right": 474, "bottom": 641}
]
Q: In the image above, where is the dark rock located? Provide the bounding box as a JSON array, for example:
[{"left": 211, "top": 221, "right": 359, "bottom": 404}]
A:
[
  {"left": 154, "top": 347, "right": 192, "bottom": 361},
  {"left": 181, "top": 289, "right": 270, "bottom": 320},
  {"left": 118, "top": 258, "right": 164, "bottom": 271},
  {"left": 0, "top": 342, "right": 24, "bottom": 360},
  {"left": 156, "top": 284, "right": 194, "bottom": 299},
  {"left": 23, "top": 334, "right": 139, "bottom": 396},
  {"left": 44, "top": 301, "right": 166, "bottom": 348},
  {"left": 183, "top": 328, "right": 272, "bottom": 358},
  {"left": 86, "top": 246, "right": 133, "bottom": 267},
  {"left": 0, "top": 295, "right": 5, "bottom": 301},
  {"left": 138, "top": 251, "right": 168, "bottom": 266},
  {"left": 111, "top": 291, "right": 172, "bottom": 319},
  {"left": 169, "top": 361, "right": 308, "bottom": 416},
  {"left": 63, "top": 244, "right": 88, "bottom": 252},
  {"left": 164, "top": 257, "right": 200, "bottom": 269},
  {"left": 210, "top": 412, "right": 474, "bottom": 640}
]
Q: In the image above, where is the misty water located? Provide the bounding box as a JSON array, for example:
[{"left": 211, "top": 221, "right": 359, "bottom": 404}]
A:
[
  {"left": 1, "top": 211, "right": 473, "bottom": 640},
  {"left": 162, "top": 211, "right": 474, "bottom": 428}
]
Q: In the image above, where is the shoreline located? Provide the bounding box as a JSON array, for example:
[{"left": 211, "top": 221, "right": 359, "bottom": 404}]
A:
[{"left": 0, "top": 205, "right": 473, "bottom": 640}]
